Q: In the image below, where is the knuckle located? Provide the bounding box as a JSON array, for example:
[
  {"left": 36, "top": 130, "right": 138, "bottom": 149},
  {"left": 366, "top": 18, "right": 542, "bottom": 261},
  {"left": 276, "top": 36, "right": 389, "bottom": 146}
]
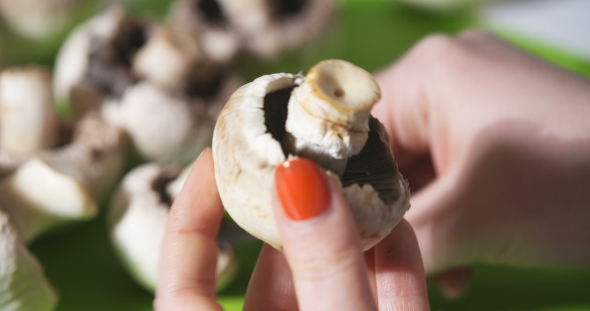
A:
[
  {"left": 410, "top": 33, "right": 483, "bottom": 85},
  {"left": 413, "top": 33, "right": 462, "bottom": 59}
]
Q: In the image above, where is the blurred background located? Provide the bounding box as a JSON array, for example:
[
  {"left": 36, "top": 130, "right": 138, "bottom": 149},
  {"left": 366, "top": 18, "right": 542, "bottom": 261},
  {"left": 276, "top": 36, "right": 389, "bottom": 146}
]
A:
[{"left": 1, "top": 0, "right": 589, "bottom": 310}]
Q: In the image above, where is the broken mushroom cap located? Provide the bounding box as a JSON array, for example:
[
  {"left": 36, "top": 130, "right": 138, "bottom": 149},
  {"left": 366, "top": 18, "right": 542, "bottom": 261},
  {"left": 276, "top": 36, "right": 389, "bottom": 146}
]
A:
[
  {"left": 53, "top": 6, "right": 148, "bottom": 119},
  {"left": 108, "top": 162, "right": 237, "bottom": 292},
  {"left": 101, "top": 72, "right": 240, "bottom": 165},
  {"left": 220, "top": 0, "right": 337, "bottom": 58},
  {"left": 0, "top": 211, "right": 58, "bottom": 311},
  {"left": 0, "top": 67, "right": 60, "bottom": 156},
  {"left": 213, "top": 59, "right": 410, "bottom": 250}
]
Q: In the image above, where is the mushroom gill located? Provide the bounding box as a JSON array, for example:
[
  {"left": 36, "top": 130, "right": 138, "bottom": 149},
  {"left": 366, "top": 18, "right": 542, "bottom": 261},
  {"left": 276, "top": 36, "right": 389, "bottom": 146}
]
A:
[{"left": 262, "top": 85, "right": 400, "bottom": 206}]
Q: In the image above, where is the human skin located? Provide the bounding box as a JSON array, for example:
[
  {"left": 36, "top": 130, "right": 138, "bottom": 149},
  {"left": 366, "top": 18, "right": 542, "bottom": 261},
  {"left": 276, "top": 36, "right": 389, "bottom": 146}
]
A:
[
  {"left": 154, "top": 149, "right": 430, "bottom": 311},
  {"left": 372, "top": 29, "right": 590, "bottom": 295}
]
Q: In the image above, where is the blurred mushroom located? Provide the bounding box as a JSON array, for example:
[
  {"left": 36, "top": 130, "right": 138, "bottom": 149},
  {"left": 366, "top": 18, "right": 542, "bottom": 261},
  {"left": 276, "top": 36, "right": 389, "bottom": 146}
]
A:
[
  {"left": 0, "top": 67, "right": 60, "bottom": 174},
  {"left": 53, "top": 6, "right": 149, "bottom": 119},
  {"left": 101, "top": 72, "right": 240, "bottom": 165},
  {"left": 0, "top": 211, "right": 57, "bottom": 311},
  {"left": 168, "top": 0, "right": 241, "bottom": 64},
  {"left": 39, "top": 113, "right": 127, "bottom": 203},
  {"left": 221, "top": 0, "right": 336, "bottom": 59},
  {"left": 213, "top": 59, "right": 410, "bottom": 250},
  {"left": 0, "top": 0, "right": 88, "bottom": 39},
  {"left": 0, "top": 113, "right": 125, "bottom": 242},
  {"left": 108, "top": 162, "right": 238, "bottom": 292},
  {"left": 0, "top": 157, "right": 97, "bottom": 243}
]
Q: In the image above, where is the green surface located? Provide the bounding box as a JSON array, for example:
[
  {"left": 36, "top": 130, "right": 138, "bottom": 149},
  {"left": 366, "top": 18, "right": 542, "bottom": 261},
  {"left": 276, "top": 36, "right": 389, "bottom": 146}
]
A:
[{"left": 5, "top": 0, "right": 589, "bottom": 310}]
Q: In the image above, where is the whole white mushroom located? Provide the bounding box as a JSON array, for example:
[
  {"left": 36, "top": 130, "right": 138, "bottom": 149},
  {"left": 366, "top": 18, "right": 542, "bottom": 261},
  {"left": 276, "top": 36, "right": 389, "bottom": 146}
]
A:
[{"left": 213, "top": 59, "right": 410, "bottom": 251}]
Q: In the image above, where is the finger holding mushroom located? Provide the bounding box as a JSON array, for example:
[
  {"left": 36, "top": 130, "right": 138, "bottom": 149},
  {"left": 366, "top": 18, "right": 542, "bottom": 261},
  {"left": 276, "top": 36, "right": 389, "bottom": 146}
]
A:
[
  {"left": 108, "top": 162, "right": 238, "bottom": 292},
  {"left": 0, "top": 211, "right": 58, "bottom": 311},
  {"left": 213, "top": 59, "right": 410, "bottom": 251}
]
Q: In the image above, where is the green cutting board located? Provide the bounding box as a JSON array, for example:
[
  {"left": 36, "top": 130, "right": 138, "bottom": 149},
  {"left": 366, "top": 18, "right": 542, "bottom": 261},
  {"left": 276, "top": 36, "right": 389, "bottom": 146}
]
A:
[{"left": 15, "top": 0, "right": 590, "bottom": 310}]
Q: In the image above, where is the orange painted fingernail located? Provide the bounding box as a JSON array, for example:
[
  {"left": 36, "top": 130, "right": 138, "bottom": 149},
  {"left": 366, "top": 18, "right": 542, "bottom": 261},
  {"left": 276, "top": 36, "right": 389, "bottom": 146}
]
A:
[{"left": 275, "top": 158, "right": 331, "bottom": 221}]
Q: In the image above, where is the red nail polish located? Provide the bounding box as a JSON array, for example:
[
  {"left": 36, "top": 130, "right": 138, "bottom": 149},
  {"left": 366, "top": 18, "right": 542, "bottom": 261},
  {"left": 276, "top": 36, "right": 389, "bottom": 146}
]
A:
[{"left": 275, "top": 158, "right": 331, "bottom": 221}]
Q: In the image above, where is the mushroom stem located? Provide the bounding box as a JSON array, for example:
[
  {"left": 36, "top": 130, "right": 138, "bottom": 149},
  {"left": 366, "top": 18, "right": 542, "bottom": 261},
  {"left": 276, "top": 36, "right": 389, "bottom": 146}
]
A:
[
  {"left": 40, "top": 114, "right": 127, "bottom": 203},
  {"left": 282, "top": 60, "right": 380, "bottom": 175},
  {"left": 0, "top": 67, "right": 59, "bottom": 156},
  {"left": 0, "top": 158, "right": 97, "bottom": 243},
  {"left": 0, "top": 212, "right": 58, "bottom": 311}
]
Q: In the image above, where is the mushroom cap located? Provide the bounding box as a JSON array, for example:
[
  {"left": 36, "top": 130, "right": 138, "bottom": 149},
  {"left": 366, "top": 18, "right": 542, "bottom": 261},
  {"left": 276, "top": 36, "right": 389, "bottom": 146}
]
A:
[
  {"left": 213, "top": 62, "right": 410, "bottom": 250},
  {"left": 53, "top": 6, "right": 148, "bottom": 118},
  {"left": 0, "top": 211, "right": 58, "bottom": 311},
  {"left": 109, "top": 162, "right": 238, "bottom": 292},
  {"left": 108, "top": 163, "right": 175, "bottom": 291},
  {"left": 54, "top": 6, "right": 126, "bottom": 106}
]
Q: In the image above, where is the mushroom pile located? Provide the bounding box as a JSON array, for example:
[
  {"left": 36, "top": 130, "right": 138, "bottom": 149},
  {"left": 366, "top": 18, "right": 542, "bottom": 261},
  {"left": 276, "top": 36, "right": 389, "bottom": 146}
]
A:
[
  {"left": 0, "top": 0, "right": 340, "bottom": 303},
  {"left": 213, "top": 59, "right": 411, "bottom": 251},
  {"left": 53, "top": 5, "right": 241, "bottom": 165},
  {"left": 0, "top": 66, "right": 126, "bottom": 310},
  {"left": 169, "top": 0, "right": 337, "bottom": 60},
  {"left": 53, "top": 0, "right": 336, "bottom": 165}
]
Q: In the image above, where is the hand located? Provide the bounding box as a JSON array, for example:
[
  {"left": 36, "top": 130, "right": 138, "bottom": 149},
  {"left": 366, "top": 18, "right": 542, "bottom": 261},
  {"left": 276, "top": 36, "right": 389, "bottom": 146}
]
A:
[
  {"left": 154, "top": 149, "right": 430, "bottom": 310},
  {"left": 372, "top": 29, "right": 590, "bottom": 296}
]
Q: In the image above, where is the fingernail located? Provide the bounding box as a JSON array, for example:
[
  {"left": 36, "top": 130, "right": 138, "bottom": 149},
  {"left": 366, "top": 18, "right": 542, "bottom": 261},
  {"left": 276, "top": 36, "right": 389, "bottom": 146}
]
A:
[{"left": 275, "top": 158, "right": 331, "bottom": 221}]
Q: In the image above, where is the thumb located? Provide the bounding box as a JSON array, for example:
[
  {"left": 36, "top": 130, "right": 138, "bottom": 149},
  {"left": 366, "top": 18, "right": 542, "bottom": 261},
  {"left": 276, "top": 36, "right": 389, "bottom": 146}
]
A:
[{"left": 274, "top": 158, "right": 377, "bottom": 311}]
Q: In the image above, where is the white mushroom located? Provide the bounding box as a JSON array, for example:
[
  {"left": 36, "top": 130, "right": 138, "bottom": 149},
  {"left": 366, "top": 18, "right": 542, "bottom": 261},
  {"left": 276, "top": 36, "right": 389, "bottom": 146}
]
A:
[
  {"left": 53, "top": 6, "right": 148, "bottom": 119},
  {"left": 0, "top": 67, "right": 59, "bottom": 158},
  {"left": 108, "top": 162, "right": 238, "bottom": 292},
  {"left": 213, "top": 59, "right": 410, "bottom": 250},
  {"left": 0, "top": 0, "right": 88, "bottom": 39},
  {"left": 220, "top": 0, "right": 337, "bottom": 59},
  {"left": 0, "top": 211, "right": 57, "bottom": 311},
  {"left": 168, "top": 0, "right": 241, "bottom": 64},
  {"left": 102, "top": 73, "right": 240, "bottom": 165}
]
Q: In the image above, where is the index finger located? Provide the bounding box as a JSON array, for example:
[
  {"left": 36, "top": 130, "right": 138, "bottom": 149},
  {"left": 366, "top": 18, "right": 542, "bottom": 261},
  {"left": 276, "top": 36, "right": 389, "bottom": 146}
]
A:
[{"left": 154, "top": 148, "right": 225, "bottom": 311}]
